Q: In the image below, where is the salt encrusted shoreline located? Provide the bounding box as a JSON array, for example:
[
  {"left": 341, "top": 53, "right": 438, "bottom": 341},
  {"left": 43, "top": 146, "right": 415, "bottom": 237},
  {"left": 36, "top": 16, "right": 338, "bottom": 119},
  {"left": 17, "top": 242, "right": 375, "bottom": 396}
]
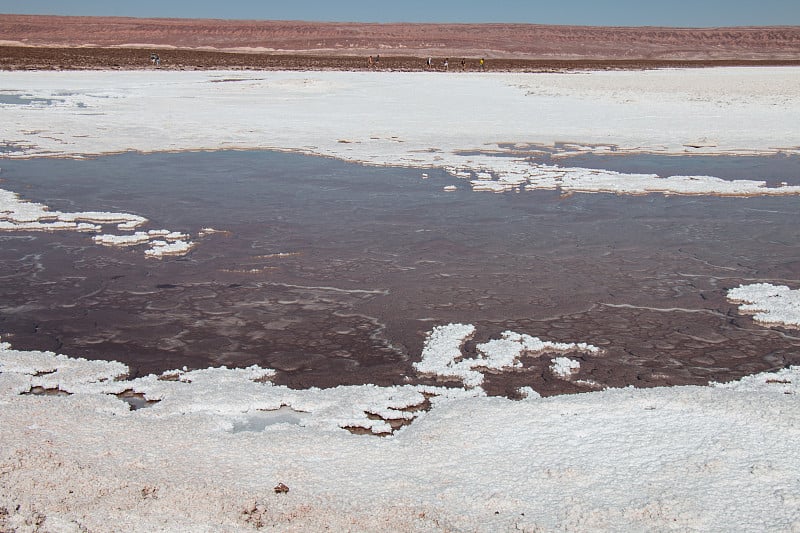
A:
[
  {"left": 1, "top": 335, "right": 799, "bottom": 531},
  {"left": 0, "top": 325, "right": 600, "bottom": 435},
  {"left": 461, "top": 161, "right": 800, "bottom": 196},
  {"left": 2, "top": 68, "right": 799, "bottom": 198},
  {"left": 2, "top": 68, "right": 798, "bottom": 264}
]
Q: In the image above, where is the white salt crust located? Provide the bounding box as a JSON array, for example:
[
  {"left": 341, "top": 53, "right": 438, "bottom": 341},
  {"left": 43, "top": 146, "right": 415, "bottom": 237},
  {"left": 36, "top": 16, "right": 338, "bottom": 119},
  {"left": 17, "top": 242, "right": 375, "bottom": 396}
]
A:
[
  {"left": 0, "top": 185, "right": 196, "bottom": 258},
  {"left": 413, "top": 324, "right": 598, "bottom": 389},
  {"left": 727, "top": 283, "right": 800, "bottom": 328},
  {"left": 0, "top": 324, "right": 594, "bottom": 431},
  {"left": 2, "top": 68, "right": 799, "bottom": 197},
  {"left": 550, "top": 356, "right": 582, "bottom": 379},
  {"left": 1, "top": 335, "right": 799, "bottom": 531}
]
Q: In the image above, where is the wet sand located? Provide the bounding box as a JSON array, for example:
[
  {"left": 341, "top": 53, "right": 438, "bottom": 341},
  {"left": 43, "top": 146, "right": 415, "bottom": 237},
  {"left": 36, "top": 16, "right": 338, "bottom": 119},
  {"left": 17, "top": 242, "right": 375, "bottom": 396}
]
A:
[{"left": 1, "top": 150, "right": 799, "bottom": 395}]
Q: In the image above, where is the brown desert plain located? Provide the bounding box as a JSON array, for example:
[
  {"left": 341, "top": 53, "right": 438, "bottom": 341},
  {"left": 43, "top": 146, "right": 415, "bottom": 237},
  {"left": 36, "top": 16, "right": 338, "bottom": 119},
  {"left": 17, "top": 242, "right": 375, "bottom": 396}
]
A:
[{"left": 0, "top": 14, "right": 799, "bottom": 70}]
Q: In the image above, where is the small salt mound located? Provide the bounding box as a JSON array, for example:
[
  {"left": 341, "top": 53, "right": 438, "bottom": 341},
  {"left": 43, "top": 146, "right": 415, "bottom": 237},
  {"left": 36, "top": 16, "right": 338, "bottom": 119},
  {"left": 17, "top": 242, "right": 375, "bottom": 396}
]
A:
[
  {"left": 550, "top": 357, "right": 581, "bottom": 379},
  {"left": 414, "top": 325, "right": 599, "bottom": 389},
  {"left": 94, "top": 229, "right": 194, "bottom": 256},
  {"left": 727, "top": 283, "right": 800, "bottom": 328},
  {"left": 93, "top": 232, "right": 151, "bottom": 247},
  {"left": 60, "top": 211, "right": 147, "bottom": 230},
  {"left": 517, "top": 386, "right": 542, "bottom": 400},
  {"left": 145, "top": 240, "right": 195, "bottom": 258},
  {"left": 147, "top": 229, "right": 189, "bottom": 240},
  {"left": 413, "top": 323, "right": 479, "bottom": 387}
]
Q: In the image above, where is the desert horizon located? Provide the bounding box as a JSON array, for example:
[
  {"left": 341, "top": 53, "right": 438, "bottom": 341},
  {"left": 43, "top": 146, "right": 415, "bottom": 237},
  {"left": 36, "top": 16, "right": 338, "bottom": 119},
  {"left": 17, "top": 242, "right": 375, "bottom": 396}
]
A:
[{"left": 1, "top": 14, "right": 799, "bottom": 60}]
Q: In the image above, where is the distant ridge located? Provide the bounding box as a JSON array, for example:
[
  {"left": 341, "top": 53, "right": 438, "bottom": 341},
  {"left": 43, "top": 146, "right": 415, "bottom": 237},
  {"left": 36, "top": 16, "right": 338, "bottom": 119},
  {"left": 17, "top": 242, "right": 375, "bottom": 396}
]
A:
[{"left": 1, "top": 14, "right": 799, "bottom": 60}]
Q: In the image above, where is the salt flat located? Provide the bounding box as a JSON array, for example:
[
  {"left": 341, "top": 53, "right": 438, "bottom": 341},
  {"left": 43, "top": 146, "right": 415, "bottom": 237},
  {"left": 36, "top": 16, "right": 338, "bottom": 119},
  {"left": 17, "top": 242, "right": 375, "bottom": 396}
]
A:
[
  {"left": 2, "top": 68, "right": 800, "bottom": 531},
  {"left": 1, "top": 338, "right": 799, "bottom": 531},
  {"left": 2, "top": 67, "right": 799, "bottom": 195}
]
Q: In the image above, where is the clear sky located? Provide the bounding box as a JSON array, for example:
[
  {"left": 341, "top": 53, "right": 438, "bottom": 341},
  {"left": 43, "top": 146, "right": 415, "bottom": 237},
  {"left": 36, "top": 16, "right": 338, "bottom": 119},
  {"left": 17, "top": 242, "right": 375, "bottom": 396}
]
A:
[{"left": 1, "top": 0, "right": 799, "bottom": 27}]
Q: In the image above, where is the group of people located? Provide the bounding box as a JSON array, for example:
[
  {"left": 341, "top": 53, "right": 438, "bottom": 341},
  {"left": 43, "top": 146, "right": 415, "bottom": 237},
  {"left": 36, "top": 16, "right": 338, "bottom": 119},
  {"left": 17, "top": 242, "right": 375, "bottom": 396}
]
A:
[
  {"left": 366, "top": 55, "right": 486, "bottom": 71},
  {"left": 426, "top": 57, "right": 486, "bottom": 71}
]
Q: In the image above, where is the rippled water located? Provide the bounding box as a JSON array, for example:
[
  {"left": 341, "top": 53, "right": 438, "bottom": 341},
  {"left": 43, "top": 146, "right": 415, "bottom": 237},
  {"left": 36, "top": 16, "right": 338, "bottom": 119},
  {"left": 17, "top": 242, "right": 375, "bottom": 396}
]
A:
[{"left": 1, "top": 150, "right": 799, "bottom": 395}]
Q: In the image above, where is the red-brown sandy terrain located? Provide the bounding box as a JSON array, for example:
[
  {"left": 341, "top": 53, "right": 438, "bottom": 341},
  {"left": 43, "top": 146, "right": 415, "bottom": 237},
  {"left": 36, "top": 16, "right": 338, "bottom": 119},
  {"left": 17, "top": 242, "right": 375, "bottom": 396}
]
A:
[{"left": 1, "top": 14, "right": 799, "bottom": 61}]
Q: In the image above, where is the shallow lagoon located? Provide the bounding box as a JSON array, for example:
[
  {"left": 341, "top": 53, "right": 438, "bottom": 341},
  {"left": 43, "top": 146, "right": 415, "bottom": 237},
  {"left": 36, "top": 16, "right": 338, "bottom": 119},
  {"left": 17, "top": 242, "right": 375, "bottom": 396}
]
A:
[{"left": 1, "top": 150, "right": 799, "bottom": 395}]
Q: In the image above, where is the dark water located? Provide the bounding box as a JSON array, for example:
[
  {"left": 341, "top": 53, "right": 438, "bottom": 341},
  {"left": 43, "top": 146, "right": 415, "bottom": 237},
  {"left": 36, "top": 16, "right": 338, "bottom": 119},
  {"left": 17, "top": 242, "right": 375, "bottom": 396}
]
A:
[{"left": 1, "top": 151, "right": 799, "bottom": 395}]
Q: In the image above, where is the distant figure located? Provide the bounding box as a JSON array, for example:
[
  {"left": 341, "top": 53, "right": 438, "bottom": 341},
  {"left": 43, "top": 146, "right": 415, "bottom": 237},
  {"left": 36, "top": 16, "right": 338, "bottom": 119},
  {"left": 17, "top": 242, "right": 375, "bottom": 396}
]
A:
[
  {"left": 375, "top": 54, "right": 380, "bottom": 64},
  {"left": 426, "top": 57, "right": 432, "bottom": 69},
  {"left": 149, "top": 53, "right": 161, "bottom": 67},
  {"left": 479, "top": 57, "right": 485, "bottom": 70},
  {"left": 461, "top": 58, "right": 466, "bottom": 70},
  {"left": 443, "top": 58, "right": 449, "bottom": 71},
  {"left": 368, "top": 55, "right": 374, "bottom": 67}
]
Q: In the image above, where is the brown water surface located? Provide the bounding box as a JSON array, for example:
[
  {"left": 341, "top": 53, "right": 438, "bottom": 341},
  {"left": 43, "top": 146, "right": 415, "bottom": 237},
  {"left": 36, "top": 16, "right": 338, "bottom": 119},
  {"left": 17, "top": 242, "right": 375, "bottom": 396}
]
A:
[{"left": 1, "top": 151, "right": 799, "bottom": 395}]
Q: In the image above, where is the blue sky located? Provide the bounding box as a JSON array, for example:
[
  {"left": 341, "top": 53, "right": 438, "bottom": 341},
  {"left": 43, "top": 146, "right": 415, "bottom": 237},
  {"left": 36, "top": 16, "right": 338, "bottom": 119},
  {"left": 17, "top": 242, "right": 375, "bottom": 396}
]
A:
[{"left": 1, "top": 0, "right": 799, "bottom": 27}]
